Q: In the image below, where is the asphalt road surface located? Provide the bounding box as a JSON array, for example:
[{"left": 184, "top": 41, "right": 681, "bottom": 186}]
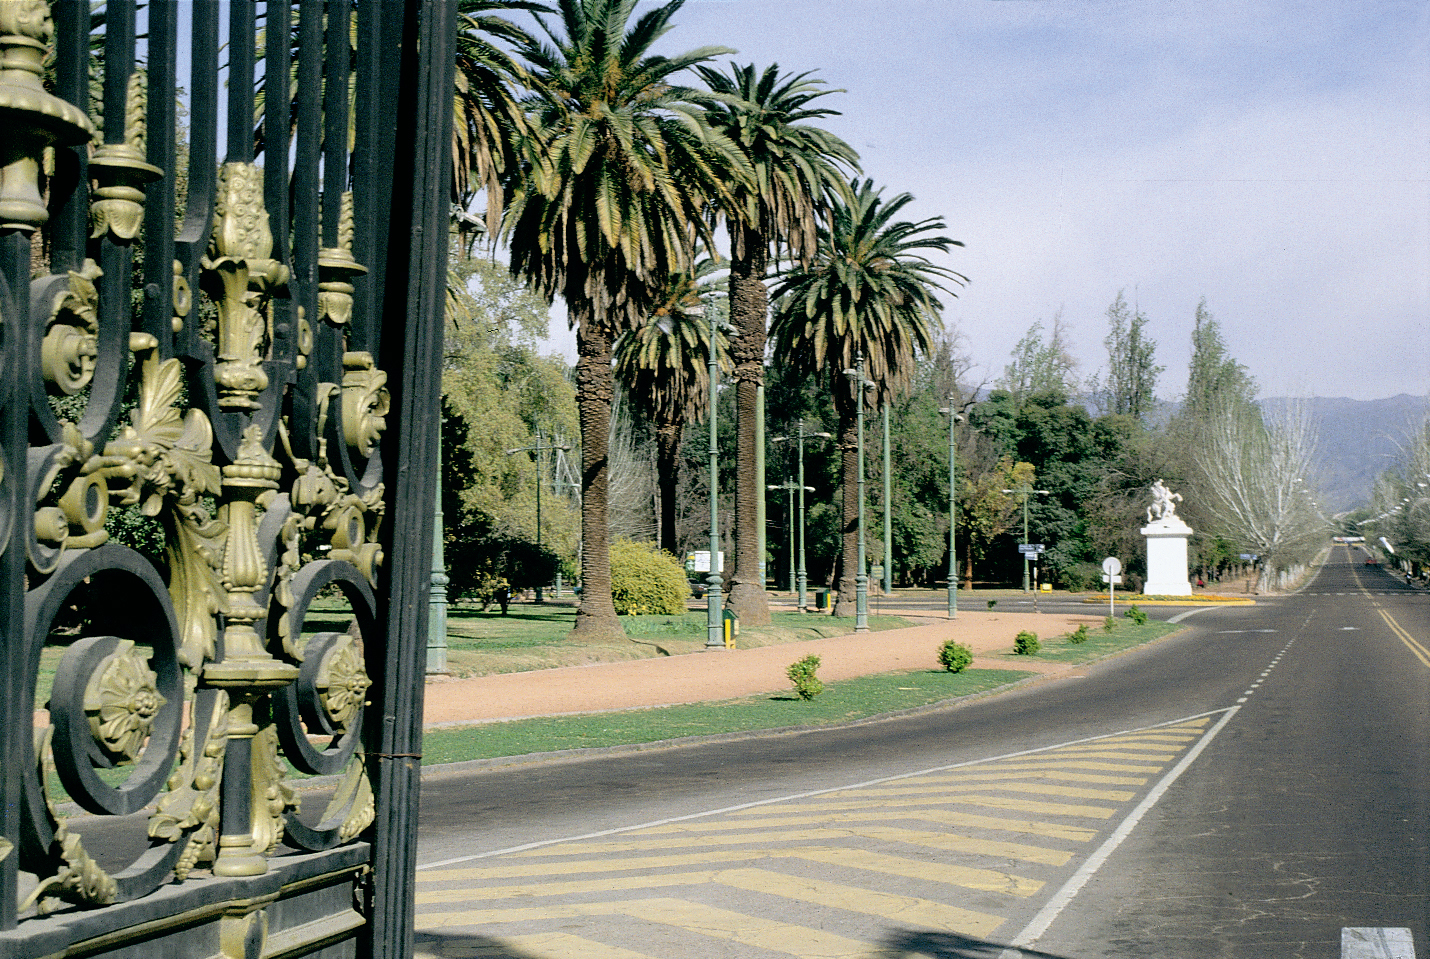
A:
[{"left": 414, "top": 547, "right": 1430, "bottom": 958}]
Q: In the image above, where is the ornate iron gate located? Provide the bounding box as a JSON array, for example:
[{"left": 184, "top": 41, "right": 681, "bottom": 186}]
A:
[{"left": 0, "top": 2, "right": 453, "bottom": 957}]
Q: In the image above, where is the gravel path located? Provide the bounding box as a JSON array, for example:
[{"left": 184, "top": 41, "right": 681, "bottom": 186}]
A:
[{"left": 422, "top": 610, "right": 1104, "bottom": 726}]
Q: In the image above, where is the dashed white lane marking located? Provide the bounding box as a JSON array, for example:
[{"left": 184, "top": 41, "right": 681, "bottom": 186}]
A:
[{"left": 1342, "top": 926, "right": 1417, "bottom": 958}]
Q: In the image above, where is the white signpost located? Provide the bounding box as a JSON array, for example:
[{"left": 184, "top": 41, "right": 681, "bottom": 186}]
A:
[{"left": 1102, "top": 556, "right": 1123, "bottom": 618}]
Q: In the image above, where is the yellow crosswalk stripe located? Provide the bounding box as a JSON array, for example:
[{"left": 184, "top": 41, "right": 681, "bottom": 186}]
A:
[
  {"left": 924, "top": 769, "right": 1150, "bottom": 786},
  {"left": 715, "top": 868, "right": 1005, "bottom": 937},
  {"left": 789, "top": 847, "right": 1043, "bottom": 896},
  {"left": 983, "top": 759, "right": 1166, "bottom": 773},
  {"left": 416, "top": 931, "right": 657, "bottom": 959},
  {"left": 631, "top": 806, "right": 1097, "bottom": 842},
  {"left": 804, "top": 781, "right": 1135, "bottom": 803},
  {"left": 939, "top": 793, "right": 1117, "bottom": 818},
  {"left": 420, "top": 897, "right": 872, "bottom": 958},
  {"left": 513, "top": 824, "right": 1069, "bottom": 865},
  {"left": 421, "top": 846, "right": 1041, "bottom": 896}
]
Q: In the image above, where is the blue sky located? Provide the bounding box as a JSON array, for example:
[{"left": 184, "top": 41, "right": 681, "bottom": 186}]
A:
[{"left": 544, "top": 0, "right": 1430, "bottom": 402}]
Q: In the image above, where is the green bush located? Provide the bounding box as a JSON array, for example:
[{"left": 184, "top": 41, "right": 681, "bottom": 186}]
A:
[
  {"left": 937, "top": 640, "right": 974, "bottom": 673},
  {"left": 610, "top": 540, "right": 689, "bottom": 615},
  {"left": 1068, "top": 624, "right": 1089, "bottom": 644},
  {"left": 1125, "top": 604, "right": 1148, "bottom": 625},
  {"left": 787, "top": 655, "right": 824, "bottom": 700},
  {"left": 1013, "top": 630, "right": 1040, "bottom": 655},
  {"left": 1059, "top": 562, "right": 1104, "bottom": 593},
  {"left": 1104, "top": 616, "right": 1115, "bottom": 632},
  {"left": 986, "top": 599, "right": 997, "bottom": 610}
]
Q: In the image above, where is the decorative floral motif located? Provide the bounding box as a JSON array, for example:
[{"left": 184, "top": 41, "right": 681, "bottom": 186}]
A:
[
  {"left": 316, "top": 634, "right": 370, "bottom": 731},
  {"left": 84, "top": 641, "right": 166, "bottom": 764}
]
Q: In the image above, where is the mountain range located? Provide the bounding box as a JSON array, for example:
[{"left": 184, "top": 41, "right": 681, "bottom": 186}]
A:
[{"left": 1268, "top": 395, "right": 1430, "bottom": 515}]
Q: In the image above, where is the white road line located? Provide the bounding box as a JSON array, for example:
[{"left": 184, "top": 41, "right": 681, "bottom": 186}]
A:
[
  {"left": 1001, "top": 706, "right": 1241, "bottom": 956},
  {"left": 1343, "top": 927, "right": 1417, "bottom": 958}
]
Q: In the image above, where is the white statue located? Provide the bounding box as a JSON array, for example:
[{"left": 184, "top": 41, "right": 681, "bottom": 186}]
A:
[{"left": 1147, "top": 479, "right": 1182, "bottom": 523}]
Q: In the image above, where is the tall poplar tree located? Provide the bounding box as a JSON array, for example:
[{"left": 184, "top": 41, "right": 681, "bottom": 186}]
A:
[{"left": 1101, "top": 290, "right": 1163, "bottom": 421}]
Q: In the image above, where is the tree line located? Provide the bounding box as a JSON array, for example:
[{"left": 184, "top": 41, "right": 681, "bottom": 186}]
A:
[{"left": 441, "top": 0, "right": 1329, "bottom": 634}]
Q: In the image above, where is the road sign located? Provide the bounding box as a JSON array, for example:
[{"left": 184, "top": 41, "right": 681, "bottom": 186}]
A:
[
  {"left": 1018, "top": 543, "right": 1045, "bottom": 555},
  {"left": 1102, "top": 556, "right": 1122, "bottom": 576}
]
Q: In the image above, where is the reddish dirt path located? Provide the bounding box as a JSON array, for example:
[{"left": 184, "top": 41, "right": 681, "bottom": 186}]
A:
[{"left": 422, "top": 610, "right": 1105, "bottom": 727}]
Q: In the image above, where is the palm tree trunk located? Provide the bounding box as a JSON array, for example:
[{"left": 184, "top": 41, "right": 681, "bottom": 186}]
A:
[
  {"left": 834, "top": 410, "right": 860, "bottom": 617},
  {"left": 655, "top": 419, "right": 681, "bottom": 556},
  {"left": 570, "top": 301, "right": 625, "bottom": 641},
  {"left": 726, "top": 221, "right": 773, "bottom": 625}
]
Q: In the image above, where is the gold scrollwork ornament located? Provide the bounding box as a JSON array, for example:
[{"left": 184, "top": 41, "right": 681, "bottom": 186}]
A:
[
  {"left": 40, "top": 259, "right": 102, "bottom": 395},
  {"left": 0, "top": 0, "right": 93, "bottom": 233},
  {"left": 89, "top": 71, "right": 162, "bottom": 242},
  {"left": 341, "top": 351, "right": 389, "bottom": 459}
]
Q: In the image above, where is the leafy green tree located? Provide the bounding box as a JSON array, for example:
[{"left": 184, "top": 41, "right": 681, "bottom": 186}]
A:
[
  {"left": 961, "top": 459, "right": 1034, "bottom": 588},
  {"left": 503, "top": 0, "right": 750, "bottom": 639},
  {"left": 613, "top": 260, "right": 730, "bottom": 556},
  {"left": 1000, "top": 311, "right": 1078, "bottom": 402},
  {"left": 1182, "top": 297, "right": 1256, "bottom": 424},
  {"left": 1101, "top": 290, "right": 1163, "bottom": 421},
  {"left": 441, "top": 256, "right": 578, "bottom": 598},
  {"left": 696, "top": 62, "right": 859, "bottom": 625},
  {"left": 771, "top": 180, "right": 964, "bottom": 616}
]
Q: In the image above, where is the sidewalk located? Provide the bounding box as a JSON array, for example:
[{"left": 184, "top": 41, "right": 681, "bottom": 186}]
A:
[{"left": 422, "top": 609, "right": 1105, "bottom": 727}]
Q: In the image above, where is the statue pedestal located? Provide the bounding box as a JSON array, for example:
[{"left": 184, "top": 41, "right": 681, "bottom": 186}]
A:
[{"left": 1141, "top": 517, "right": 1193, "bottom": 596}]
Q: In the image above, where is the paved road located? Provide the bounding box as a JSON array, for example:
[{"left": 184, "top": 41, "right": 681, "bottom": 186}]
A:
[{"left": 413, "top": 548, "right": 1430, "bottom": 958}]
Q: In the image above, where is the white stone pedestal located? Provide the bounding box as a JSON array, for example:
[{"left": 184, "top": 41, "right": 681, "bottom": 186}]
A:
[{"left": 1141, "top": 517, "right": 1193, "bottom": 596}]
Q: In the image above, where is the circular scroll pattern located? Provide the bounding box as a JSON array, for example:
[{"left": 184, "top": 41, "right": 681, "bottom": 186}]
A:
[
  {"left": 272, "top": 559, "right": 376, "bottom": 851},
  {"left": 20, "top": 544, "right": 188, "bottom": 904}
]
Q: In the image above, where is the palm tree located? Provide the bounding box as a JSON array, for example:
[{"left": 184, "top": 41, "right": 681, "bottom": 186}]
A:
[
  {"left": 771, "top": 180, "right": 965, "bottom": 617},
  {"left": 452, "top": 0, "right": 551, "bottom": 247},
  {"left": 613, "top": 259, "right": 730, "bottom": 556},
  {"left": 695, "top": 62, "right": 859, "bottom": 626},
  {"left": 503, "top": 0, "right": 750, "bottom": 639}
]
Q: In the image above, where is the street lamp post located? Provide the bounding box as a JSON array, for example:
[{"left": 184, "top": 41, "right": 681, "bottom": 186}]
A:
[
  {"left": 844, "top": 353, "right": 875, "bottom": 633},
  {"left": 1002, "top": 483, "right": 1050, "bottom": 592},
  {"left": 938, "top": 394, "right": 963, "bottom": 619},
  {"left": 705, "top": 305, "right": 725, "bottom": 649},
  {"left": 882, "top": 403, "right": 893, "bottom": 596},
  {"left": 506, "top": 432, "right": 569, "bottom": 603},
  {"left": 767, "top": 480, "right": 800, "bottom": 594},
  {"left": 772, "top": 422, "right": 833, "bottom": 612}
]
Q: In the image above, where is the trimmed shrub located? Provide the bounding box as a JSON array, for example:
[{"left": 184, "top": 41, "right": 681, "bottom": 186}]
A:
[
  {"left": 610, "top": 539, "right": 689, "bottom": 615},
  {"left": 1069, "top": 624, "right": 1089, "bottom": 644},
  {"left": 1125, "top": 604, "right": 1148, "bottom": 625},
  {"left": 1013, "top": 630, "right": 1040, "bottom": 655},
  {"left": 787, "top": 655, "right": 824, "bottom": 700},
  {"left": 938, "top": 640, "right": 974, "bottom": 673}
]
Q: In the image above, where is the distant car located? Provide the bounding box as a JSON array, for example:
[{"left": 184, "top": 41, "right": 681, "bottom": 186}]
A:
[{"left": 689, "top": 580, "right": 707, "bottom": 598}]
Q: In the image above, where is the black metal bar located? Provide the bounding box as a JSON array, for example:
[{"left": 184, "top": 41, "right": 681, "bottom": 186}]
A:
[
  {"left": 289, "top": 0, "right": 325, "bottom": 463},
  {"left": 0, "top": 234, "right": 30, "bottom": 932},
  {"left": 226, "top": 0, "right": 257, "bottom": 163},
  {"left": 350, "top": 0, "right": 402, "bottom": 355},
  {"left": 263, "top": 0, "right": 296, "bottom": 382},
  {"left": 102, "top": 0, "right": 136, "bottom": 147},
  {"left": 366, "top": 3, "right": 456, "bottom": 958},
  {"left": 176, "top": 0, "right": 220, "bottom": 361},
  {"left": 142, "top": 0, "right": 178, "bottom": 352},
  {"left": 321, "top": 0, "right": 352, "bottom": 247},
  {"left": 48, "top": 0, "right": 90, "bottom": 275}
]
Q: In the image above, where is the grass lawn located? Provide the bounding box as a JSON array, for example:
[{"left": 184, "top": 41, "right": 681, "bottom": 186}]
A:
[{"left": 419, "top": 614, "right": 1184, "bottom": 765}]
